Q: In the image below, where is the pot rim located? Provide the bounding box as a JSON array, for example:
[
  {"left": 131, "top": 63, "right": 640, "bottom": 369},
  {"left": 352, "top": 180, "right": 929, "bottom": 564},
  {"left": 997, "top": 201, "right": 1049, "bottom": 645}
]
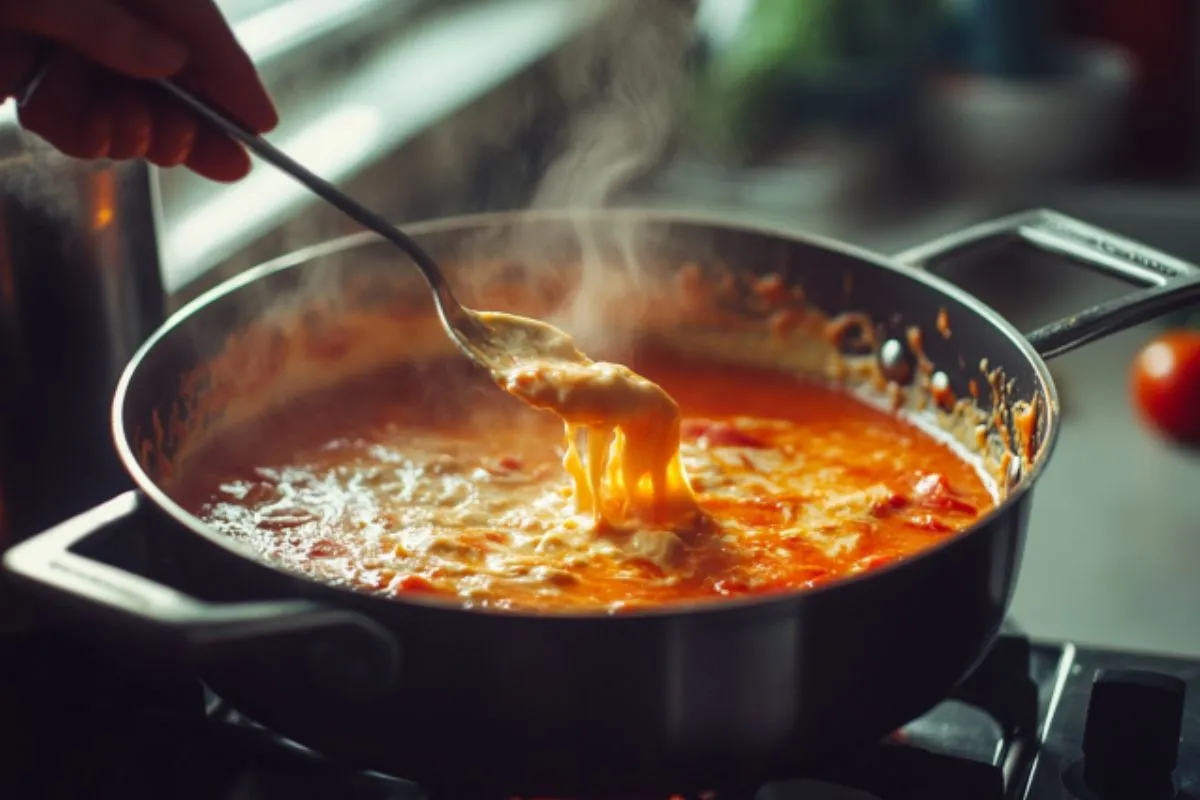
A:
[{"left": 112, "top": 207, "right": 1061, "bottom": 620}]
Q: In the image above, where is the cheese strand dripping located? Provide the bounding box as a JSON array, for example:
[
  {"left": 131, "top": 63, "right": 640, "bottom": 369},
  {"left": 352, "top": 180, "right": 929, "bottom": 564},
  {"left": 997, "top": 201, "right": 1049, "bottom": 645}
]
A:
[{"left": 476, "top": 311, "right": 698, "bottom": 528}]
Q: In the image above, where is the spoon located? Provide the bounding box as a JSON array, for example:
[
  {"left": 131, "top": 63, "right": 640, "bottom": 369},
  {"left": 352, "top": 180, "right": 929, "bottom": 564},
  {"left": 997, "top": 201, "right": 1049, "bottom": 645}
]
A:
[{"left": 153, "top": 79, "right": 586, "bottom": 375}]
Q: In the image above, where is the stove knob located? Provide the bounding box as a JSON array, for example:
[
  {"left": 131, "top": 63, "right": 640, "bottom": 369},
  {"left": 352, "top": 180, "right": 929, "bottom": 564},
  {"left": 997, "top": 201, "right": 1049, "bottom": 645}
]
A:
[{"left": 1082, "top": 668, "right": 1186, "bottom": 798}]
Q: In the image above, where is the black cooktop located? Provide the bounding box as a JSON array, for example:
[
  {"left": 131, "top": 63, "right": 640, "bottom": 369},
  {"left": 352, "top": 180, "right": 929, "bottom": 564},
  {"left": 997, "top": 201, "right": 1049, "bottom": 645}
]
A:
[{"left": 1, "top": 618, "right": 1196, "bottom": 800}]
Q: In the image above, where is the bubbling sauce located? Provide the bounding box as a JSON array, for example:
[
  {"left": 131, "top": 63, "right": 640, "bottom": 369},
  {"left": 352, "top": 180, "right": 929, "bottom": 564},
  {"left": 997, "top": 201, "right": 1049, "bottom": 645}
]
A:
[{"left": 176, "top": 354, "right": 997, "bottom": 613}]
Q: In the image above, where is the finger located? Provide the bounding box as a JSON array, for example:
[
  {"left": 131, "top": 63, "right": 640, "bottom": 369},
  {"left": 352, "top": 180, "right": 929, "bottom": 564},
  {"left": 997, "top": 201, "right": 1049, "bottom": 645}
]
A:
[
  {"left": 185, "top": 127, "right": 252, "bottom": 183},
  {"left": 16, "top": 53, "right": 111, "bottom": 160},
  {"left": 0, "top": 0, "right": 187, "bottom": 79},
  {"left": 101, "top": 81, "right": 154, "bottom": 160},
  {"left": 144, "top": 91, "right": 197, "bottom": 168},
  {"left": 125, "top": 0, "right": 277, "bottom": 133},
  {"left": 0, "top": 33, "right": 38, "bottom": 99}
]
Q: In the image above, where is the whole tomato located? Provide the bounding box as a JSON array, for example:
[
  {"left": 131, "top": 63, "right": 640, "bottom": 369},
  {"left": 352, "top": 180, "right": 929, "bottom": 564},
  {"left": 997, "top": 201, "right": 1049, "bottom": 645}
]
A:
[{"left": 1130, "top": 327, "right": 1200, "bottom": 444}]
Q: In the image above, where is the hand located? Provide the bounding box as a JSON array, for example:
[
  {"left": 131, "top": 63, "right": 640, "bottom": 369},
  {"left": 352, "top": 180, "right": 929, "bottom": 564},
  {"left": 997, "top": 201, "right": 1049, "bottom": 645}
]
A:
[{"left": 0, "top": 0, "right": 278, "bottom": 182}]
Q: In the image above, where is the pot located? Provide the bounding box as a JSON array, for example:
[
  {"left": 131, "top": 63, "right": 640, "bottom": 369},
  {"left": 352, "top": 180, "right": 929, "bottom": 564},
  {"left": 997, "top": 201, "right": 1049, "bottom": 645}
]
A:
[{"left": 5, "top": 208, "right": 1199, "bottom": 796}]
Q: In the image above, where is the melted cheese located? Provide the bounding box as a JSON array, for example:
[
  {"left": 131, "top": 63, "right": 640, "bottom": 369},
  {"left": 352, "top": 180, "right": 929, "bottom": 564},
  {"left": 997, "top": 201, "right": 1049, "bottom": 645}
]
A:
[
  {"left": 178, "top": 356, "right": 996, "bottom": 613},
  {"left": 476, "top": 311, "right": 698, "bottom": 529}
]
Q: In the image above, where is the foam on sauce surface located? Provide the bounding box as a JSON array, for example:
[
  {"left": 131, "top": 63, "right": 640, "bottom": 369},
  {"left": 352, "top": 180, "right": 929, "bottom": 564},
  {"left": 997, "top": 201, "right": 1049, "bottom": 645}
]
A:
[{"left": 176, "top": 354, "right": 996, "bottom": 613}]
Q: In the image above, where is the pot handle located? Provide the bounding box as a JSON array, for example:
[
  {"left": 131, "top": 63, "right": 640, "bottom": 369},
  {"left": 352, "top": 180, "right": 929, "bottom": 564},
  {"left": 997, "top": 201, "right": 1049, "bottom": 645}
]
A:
[
  {"left": 893, "top": 208, "right": 1200, "bottom": 359},
  {"left": 3, "top": 491, "right": 400, "bottom": 700}
]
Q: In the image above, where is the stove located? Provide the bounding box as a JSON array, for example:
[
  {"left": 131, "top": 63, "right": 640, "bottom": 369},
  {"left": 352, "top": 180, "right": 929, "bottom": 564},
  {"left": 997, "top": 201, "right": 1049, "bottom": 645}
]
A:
[{"left": 1, "top": 617, "right": 1195, "bottom": 800}]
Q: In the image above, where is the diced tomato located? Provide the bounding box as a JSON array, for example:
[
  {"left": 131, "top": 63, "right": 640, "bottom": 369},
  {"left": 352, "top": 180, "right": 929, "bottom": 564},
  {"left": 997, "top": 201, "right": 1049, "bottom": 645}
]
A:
[
  {"left": 482, "top": 455, "right": 527, "bottom": 476},
  {"left": 395, "top": 575, "right": 437, "bottom": 593},
  {"left": 308, "top": 539, "right": 348, "bottom": 559},
  {"left": 242, "top": 481, "right": 278, "bottom": 506},
  {"left": 870, "top": 492, "right": 909, "bottom": 517},
  {"left": 911, "top": 472, "right": 978, "bottom": 515},
  {"left": 258, "top": 507, "right": 317, "bottom": 531}
]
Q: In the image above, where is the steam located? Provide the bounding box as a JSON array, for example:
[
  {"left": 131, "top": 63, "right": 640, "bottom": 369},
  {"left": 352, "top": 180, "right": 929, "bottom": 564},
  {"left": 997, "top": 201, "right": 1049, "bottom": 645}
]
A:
[
  {"left": 0, "top": 123, "right": 91, "bottom": 221},
  {"left": 526, "top": 0, "right": 696, "bottom": 355}
]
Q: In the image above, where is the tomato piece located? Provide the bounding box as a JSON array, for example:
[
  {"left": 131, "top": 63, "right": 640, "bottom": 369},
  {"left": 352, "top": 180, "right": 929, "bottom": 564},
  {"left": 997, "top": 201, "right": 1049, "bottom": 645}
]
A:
[
  {"left": 308, "top": 539, "right": 348, "bottom": 559},
  {"left": 870, "top": 491, "right": 909, "bottom": 517},
  {"left": 396, "top": 575, "right": 437, "bottom": 593},
  {"left": 1131, "top": 329, "right": 1200, "bottom": 444},
  {"left": 911, "top": 473, "right": 977, "bottom": 515}
]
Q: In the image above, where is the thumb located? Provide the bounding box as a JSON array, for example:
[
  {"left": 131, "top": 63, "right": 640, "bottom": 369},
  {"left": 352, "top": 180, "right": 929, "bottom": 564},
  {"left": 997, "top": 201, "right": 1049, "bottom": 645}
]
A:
[{"left": 0, "top": 0, "right": 188, "bottom": 78}]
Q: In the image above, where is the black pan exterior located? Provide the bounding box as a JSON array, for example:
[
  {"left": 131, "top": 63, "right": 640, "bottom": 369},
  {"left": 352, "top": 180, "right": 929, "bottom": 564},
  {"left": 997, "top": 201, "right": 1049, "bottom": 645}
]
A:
[{"left": 118, "top": 212, "right": 1053, "bottom": 795}]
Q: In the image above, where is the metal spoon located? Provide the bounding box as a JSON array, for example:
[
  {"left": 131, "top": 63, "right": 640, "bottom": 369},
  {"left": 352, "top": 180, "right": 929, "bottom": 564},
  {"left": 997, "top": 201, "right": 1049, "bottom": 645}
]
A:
[{"left": 154, "top": 79, "right": 583, "bottom": 374}]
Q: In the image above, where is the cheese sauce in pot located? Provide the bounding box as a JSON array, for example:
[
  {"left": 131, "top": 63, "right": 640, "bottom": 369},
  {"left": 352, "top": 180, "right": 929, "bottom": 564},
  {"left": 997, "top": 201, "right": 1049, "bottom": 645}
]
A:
[{"left": 176, "top": 353, "right": 996, "bottom": 613}]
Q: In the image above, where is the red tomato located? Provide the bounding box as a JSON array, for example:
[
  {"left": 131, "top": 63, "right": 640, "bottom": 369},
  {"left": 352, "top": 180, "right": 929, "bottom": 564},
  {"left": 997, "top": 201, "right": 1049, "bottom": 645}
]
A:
[{"left": 1130, "top": 329, "right": 1200, "bottom": 444}]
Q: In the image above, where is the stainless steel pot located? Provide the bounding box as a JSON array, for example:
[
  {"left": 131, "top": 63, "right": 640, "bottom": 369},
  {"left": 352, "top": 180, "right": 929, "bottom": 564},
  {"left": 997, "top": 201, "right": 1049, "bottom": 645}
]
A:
[{"left": 4, "top": 208, "right": 1199, "bottom": 796}]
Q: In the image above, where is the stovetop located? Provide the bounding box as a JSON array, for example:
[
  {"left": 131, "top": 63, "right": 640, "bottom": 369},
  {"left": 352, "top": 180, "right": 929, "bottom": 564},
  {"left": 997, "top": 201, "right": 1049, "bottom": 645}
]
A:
[{"left": 1, "top": 619, "right": 1196, "bottom": 800}]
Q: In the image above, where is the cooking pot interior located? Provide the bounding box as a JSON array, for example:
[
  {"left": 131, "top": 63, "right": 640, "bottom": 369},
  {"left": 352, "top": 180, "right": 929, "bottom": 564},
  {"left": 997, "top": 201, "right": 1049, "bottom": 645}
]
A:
[{"left": 118, "top": 213, "right": 1051, "bottom": 507}]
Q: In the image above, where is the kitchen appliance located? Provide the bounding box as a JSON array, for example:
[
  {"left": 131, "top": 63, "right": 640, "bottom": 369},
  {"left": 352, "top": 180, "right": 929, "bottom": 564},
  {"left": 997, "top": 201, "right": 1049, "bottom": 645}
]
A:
[
  {"left": 4, "top": 208, "right": 1200, "bottom": 796},
  {"left": 0, "top": 123, "right": 167, "bottom": 545}
]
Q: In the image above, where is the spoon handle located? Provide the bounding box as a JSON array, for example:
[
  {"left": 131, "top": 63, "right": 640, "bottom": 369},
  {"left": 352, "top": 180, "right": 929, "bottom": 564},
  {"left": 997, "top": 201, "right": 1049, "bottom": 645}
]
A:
[{"left": 154, "top": 79, "right": 448, "bottom": 292}]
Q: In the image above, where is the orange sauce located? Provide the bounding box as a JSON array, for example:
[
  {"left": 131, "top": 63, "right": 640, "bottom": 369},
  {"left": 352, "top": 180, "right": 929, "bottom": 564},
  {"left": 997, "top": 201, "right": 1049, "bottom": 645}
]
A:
[{"left": 176, "top": 354, "right": 995, "bottom": 613}]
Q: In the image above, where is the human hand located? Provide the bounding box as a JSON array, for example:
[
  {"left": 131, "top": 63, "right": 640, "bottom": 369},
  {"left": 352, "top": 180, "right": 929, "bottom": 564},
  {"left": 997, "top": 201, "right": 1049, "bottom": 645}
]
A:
[{"left": 0, "top": 0, "right": 278, "bottom": 182}]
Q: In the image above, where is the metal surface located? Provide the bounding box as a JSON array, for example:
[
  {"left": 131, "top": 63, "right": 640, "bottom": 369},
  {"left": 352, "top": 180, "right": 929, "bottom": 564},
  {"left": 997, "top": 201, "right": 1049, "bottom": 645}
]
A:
[
  {"left": 4, "top": 209, "right": 1197, "bottom": 795},
  {"left": 3, "top": 599, "right": 1197, "bottom": 799},
  {"left": 895, "top": 209, "right": 1200, "bottom": 359},
  {"left": 0, "top": 141, "right": 166, "bottom": 544}
]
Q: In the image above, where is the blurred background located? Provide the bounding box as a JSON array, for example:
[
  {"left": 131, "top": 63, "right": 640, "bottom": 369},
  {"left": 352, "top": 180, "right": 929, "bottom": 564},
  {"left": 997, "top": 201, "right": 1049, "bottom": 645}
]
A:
[
  {"left": 2, "top": 0, "right": 1200, "bottom": 652},
  {"left": 59, "top": 0, "right": 1200, "bottom": 301}
]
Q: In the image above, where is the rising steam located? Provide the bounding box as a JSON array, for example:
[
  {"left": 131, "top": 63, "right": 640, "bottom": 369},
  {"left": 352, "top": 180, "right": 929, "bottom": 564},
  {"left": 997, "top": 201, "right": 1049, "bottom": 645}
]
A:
[{"left": 527, "top": 0, "right": 696, "bottom": 355}]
